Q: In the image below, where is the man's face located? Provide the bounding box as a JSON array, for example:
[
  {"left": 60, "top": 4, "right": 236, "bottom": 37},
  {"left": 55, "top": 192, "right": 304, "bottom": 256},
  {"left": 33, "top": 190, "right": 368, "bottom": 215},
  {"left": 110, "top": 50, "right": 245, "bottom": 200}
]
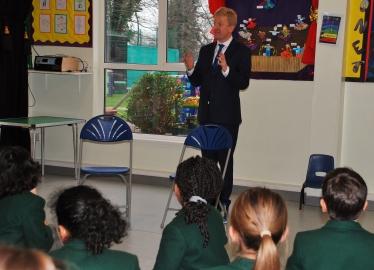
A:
[{"left": 213, "top": 15, "right": 235, "bottom": 43}]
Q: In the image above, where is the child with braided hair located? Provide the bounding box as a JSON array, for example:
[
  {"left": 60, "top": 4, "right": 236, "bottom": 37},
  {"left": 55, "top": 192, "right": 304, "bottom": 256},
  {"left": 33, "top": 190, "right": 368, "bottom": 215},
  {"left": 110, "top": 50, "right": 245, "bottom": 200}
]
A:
[
  {"left": 204, "top": 187, "right": 289, "bottom": 270},
  {"left": 48, "top": 185, "right": 140, "bottom": 270},
  {"left": 154, "top": 156, "right": 230, "bottom": 270}
]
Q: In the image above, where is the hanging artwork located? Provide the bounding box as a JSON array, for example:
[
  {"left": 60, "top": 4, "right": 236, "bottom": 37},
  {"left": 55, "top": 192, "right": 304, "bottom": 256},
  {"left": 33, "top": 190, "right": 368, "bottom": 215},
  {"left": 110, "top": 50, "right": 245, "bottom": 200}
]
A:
[
  {"left": 318, "top": 14, "right": 342, "bottom": 45},
  {"left": 31, "top": 0, "right": 92, "bottom": 47},
  {"left": 344, "top": 0, "right": 373, "bottom": 82}
]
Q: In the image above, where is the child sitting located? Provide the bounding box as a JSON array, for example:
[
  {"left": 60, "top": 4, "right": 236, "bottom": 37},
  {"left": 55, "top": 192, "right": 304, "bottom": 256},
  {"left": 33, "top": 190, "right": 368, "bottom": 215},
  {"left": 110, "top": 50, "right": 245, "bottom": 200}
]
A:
[
  {"left": 153, "top": 156, "right": 230, "bottom": 270},
  {"left": 204, "top": 187, "right": 289, "bottom": 270},
  {"left": 286, "top": 167, "right": 374, "bottom": 270},
  {"left": 0, "top": 146, "right": 53, "bottom": 251},
  {"left": 48, "top": 185, "right": 140, "bottom": 270}
]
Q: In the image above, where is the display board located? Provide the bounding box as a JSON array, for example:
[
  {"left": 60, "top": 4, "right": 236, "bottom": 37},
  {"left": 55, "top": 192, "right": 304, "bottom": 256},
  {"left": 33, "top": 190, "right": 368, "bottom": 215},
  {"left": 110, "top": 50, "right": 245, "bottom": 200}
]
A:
[
  {"left": 344, "top": 0, "right": 373, "bottom": 82},
  {"left": 31, "top": 0, "right": 92, "bottom": 47},
  {"left": 226, "top": 0, "right": 314, "bottom": 80}
]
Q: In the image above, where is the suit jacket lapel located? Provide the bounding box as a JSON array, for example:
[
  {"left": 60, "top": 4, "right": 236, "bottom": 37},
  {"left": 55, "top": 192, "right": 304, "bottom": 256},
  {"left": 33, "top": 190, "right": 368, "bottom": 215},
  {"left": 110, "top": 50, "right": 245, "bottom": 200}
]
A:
[{"left": 223, "top": 38, "right": 238, "bottom": 62}]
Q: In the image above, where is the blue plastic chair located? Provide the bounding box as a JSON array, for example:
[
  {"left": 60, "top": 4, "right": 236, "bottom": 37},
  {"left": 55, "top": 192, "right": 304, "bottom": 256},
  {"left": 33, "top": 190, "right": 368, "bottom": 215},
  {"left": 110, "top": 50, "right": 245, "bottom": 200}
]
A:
[
  {"left": 299, "top": 154, "right": 334, "bottom": 211},
  {"left": 78, "top": 114, "right": 133, "bottom": 224},
  {"left": 160, "top": 124, "right": 232, "bottom": 228}
]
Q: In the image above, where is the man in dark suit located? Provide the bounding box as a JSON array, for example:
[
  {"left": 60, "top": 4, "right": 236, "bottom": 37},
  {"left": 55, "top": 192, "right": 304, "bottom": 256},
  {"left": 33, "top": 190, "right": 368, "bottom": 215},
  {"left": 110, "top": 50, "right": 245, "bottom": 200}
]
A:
[
  {"left": 184, "top": 7, "right": 251, "bottom": 212},
  {"left": 286, "top": 167, "right": 374, "bottom": 270}
]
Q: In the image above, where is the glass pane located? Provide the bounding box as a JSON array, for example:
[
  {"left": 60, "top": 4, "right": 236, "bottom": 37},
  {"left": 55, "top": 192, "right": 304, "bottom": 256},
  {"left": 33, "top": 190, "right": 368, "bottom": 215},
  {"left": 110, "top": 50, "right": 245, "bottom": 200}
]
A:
[
  {"left": 105, "top": 69, "right": 200, "bottom": 136},
  {"left": 167, "top": 0, "right": 213, "bottom": 63},
  {"left": 105, "top": 0, "right": 159, "bottom": 64}
]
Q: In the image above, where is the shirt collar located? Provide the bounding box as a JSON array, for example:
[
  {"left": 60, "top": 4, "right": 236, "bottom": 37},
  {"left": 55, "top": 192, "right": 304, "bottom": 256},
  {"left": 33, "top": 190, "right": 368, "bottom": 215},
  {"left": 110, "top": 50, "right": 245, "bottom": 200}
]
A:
[{"left": 217, "top": 36, "right": 233, "bottom": 48}]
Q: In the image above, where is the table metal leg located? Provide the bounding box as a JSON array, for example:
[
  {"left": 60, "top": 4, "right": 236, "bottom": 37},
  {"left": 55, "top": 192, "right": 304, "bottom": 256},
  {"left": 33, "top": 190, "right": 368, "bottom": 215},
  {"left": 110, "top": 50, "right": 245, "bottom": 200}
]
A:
[
  {"left": 72, "top": 124, "right": 78, "bottom": 179},
  {"left": 29, "top": 128, "right": 37, "bottom": 160},
  {"left": 41, "top": 127, "right": 45, "bottom": 176}
]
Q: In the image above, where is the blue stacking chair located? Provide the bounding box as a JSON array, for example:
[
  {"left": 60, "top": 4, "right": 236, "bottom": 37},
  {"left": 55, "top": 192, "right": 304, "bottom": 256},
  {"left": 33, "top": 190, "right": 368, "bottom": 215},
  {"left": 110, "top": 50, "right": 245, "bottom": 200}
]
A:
[
  {"left": 160, "top": 124, "right": 232, "bottom": 228},
  {"left": 78, "top": 114, "right": 133, "bottom": 224},
  {"left": 299, "top": 154, "right": 334, "bottom": 211}
]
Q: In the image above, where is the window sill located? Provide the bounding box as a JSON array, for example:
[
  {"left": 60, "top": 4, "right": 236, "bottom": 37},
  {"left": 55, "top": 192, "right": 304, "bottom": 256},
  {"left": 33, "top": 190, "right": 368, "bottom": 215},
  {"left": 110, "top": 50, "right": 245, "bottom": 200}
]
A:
[{"left": 133, "top": 133, "right": 185, "bottom": 145}]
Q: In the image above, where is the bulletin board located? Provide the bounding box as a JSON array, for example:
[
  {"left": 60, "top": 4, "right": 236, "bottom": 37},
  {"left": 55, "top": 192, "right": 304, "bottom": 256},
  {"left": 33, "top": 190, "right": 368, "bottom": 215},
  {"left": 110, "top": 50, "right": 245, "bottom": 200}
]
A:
[
  {"left": 226, "top": 0, "right": 314, "bottom": 81},
  {"left": 344, "top": 0, "right": 373, "bottom": 82},
  {"left": 31, "top": 0, "right": 92, "bottom": 47}
]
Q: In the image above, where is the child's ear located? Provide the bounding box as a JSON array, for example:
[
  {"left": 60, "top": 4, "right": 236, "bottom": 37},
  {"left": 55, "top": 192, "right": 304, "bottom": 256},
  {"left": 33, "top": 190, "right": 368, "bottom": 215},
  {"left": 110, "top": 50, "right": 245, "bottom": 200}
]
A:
[
  {"left": 279, "top": 226, "right": 289, "bottom": 243},
  {"left": 58, "top": 225, "right": 70, "bottom": 243},
  {"left": 363, "top": 200, "right": 368, "bottom": 212},
  {"left": 228, "top": 226, "right": 240, "bottom": 244},
  {"left": 173, "top": 184, "right": 183, "bottom": 204},
  {"left": 320, "top": 199, "right": 328, "bottom": 212}
]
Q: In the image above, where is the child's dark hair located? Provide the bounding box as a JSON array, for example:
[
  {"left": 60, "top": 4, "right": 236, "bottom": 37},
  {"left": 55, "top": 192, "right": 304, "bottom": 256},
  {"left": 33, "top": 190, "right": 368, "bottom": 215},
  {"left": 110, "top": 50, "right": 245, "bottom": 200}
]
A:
[
  {"left": 229, "top": 187, "right": 288, "bottom": 270},
  {"left": 49, "top": 185, "right": 127, "bottom": 255},
  {"left": 0, "top": 146, "right": 40, "bottom": 199},
  {"left": 322, "top": 167, "right": 367, "bottom": 221},
  {"left": 174, "top": 156, "right": 223, "bottom": 248}
]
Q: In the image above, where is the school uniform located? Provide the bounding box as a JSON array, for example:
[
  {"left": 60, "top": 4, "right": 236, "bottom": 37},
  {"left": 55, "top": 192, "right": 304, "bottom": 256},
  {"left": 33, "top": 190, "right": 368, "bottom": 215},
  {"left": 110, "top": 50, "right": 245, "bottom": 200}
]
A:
[
  {"left": 0, "top": 191, "right": 53, "bottom": 251},
  {"left": 203, "top": 257, "right": 254, "bottom": 270},
  {"left": 49, "top": 238, "right": 140, "bottom": 270},
  {"left": 153, "top": 204, "right": 230, "bottom": 270},
  {"left": 286, "top": 220, "right": 374, "bottom": 270}
]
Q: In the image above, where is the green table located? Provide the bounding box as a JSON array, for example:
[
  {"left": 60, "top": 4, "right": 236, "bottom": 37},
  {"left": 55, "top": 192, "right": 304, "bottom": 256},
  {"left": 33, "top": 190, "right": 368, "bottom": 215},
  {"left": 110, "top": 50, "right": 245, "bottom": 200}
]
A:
[{"left": 0, "top": 116, "right": 86, "bottom": 178}]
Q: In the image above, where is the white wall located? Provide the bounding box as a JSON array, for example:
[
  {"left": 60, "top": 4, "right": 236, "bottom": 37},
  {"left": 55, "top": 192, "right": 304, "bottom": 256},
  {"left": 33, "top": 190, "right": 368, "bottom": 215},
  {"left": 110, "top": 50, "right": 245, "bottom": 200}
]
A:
[{"left": 28, "top": 0, "right": 374, "bottom": 197}]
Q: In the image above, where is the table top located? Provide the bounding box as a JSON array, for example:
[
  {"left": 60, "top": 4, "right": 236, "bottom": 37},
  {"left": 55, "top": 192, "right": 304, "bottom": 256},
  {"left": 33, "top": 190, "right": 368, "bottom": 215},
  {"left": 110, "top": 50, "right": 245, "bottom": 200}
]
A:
[{"left": 0, "top": 116, "right": 86, "bottom": 128}]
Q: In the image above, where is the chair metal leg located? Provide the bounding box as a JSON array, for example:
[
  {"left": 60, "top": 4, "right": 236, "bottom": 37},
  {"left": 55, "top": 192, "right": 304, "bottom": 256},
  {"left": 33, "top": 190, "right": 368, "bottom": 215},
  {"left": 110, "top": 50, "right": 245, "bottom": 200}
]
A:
[
  {"left": 299, "top": 186, "right": 305, "bottom": 211},
  {"left": 160, "top": 181, "right": 175, "bottom": 228}
]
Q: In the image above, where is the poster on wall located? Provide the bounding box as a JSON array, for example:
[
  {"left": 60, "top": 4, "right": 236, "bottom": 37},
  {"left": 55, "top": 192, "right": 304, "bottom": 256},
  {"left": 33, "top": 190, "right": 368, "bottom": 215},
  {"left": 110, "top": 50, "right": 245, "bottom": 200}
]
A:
[
  {"left": 31, "top": 0, "right": 92, "bottom": 47},
  {"left": 365, "top": 1, "right": 374, "bottom": 81},
  {"left": 319, "top": 14, "right": 342, "bottom": 45},
  {"left": 344, "top": 0, "right": 373, "bottom": 82}
]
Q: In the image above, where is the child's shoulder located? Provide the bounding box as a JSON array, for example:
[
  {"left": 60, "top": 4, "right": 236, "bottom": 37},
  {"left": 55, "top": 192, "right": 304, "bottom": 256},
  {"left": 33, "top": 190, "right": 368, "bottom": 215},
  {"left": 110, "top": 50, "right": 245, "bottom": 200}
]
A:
[{"left": 1, "top": 191, "right": 45, "bottom": 206}]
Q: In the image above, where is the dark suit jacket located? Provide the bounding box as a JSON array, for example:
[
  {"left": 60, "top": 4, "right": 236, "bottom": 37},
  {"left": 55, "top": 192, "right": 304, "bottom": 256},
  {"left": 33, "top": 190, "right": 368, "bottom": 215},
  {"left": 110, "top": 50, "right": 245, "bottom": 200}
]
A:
[
  {"left": 49, "top": 239, "right": 140, "bottom": 270},
  {"left": 0, "top": 191, "right": 53, "bottom": 252},
  {"left": 188, "top": 39, "right": 251, "bottom": 125},
  {"left": 203, "top": 257, "right": 254, "bottom": 270},
  {"left": 286, "top": 220, "right": 374, "bottom": 270},
  {"left": 153, "top": 204, "right": 230, "bottom": 270}
]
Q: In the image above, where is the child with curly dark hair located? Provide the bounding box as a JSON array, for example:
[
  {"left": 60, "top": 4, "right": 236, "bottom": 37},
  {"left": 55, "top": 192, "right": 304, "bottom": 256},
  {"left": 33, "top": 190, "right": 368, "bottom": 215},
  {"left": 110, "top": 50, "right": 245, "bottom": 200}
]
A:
[
  {"left": 154, "top": 156, "right": 230, "bottom": 270},
  {"left": 0, "top": 146, "right": 53, "bottom": 252},
  {"left": 48, "top": 185, "right": 140, "bottom": 270}
]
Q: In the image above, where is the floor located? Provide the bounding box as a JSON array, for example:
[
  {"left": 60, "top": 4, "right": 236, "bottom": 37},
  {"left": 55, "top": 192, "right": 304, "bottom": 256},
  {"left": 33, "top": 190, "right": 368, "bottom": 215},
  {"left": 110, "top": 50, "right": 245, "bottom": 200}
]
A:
[{"left": 37, "top": 174, "right": 374, "bottom": 270}]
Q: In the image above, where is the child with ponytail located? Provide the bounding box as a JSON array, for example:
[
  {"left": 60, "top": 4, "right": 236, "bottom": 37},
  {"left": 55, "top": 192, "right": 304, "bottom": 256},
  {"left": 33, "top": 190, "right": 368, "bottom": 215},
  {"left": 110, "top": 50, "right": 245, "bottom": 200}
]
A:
[
  {"left": 153, "top": 156, "right": 230, "bottom": 270},
  {"left": 204, "top": 187, "right": 289, "bottom": 270}
]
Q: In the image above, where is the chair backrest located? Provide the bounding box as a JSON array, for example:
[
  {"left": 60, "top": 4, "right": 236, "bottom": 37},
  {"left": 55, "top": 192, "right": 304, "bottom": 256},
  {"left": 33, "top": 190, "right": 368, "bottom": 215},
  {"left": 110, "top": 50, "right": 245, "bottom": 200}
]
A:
[
  {"left": 80, "top": 114, "right": 133, "bottom": 142},
  {"left": 305, "top": 154, "right": 334, "bottom": 188},
  {"left": 184, "top": 124, "right": 232, "bottom": 151}
]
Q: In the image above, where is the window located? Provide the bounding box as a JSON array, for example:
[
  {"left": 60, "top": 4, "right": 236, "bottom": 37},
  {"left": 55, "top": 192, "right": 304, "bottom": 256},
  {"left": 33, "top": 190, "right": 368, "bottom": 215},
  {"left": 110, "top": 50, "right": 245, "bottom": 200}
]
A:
[{"left": 103, "top": 0, "right": 212, "bottom": 136}]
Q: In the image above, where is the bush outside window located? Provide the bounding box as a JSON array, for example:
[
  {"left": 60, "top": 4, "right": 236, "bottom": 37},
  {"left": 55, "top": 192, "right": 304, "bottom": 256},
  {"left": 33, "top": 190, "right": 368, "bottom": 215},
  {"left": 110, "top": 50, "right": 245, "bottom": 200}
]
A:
[{"left": 104, "top": 0, "right": 212, "bottom": 135}]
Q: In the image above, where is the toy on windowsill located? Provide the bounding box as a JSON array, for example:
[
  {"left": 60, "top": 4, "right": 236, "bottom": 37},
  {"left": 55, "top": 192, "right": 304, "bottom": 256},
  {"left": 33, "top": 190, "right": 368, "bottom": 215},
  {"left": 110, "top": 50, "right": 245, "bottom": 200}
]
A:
[
  {"left": 280, "top": 44, "right": 293, "bottom": 59},
  {"left": 278, "top": 25, "right": 291, "bottom": 41},
  {"left": 269, "top": 26, "right": 280, "bottom": 40},
  {"left": 183, "top": 96, "right": 200, "bottom": 107},
  {"left": 294, "top": 15, "right": 308, "bottom": 30},
  {"left": 259, "top": 0, "right": 275, "bottom": 10},
  {"left": 259, "top": 44, "right": 276, "bottom": 56},
  {"left": 293, "top": 45, "right": 304, "bottom": 57}
]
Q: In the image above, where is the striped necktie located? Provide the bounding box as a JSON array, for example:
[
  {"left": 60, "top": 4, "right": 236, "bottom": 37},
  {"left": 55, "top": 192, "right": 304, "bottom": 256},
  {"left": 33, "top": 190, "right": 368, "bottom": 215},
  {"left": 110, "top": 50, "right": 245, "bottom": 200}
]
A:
[{"left": 212, "top": 44, "right": 225, "bottom": 74}]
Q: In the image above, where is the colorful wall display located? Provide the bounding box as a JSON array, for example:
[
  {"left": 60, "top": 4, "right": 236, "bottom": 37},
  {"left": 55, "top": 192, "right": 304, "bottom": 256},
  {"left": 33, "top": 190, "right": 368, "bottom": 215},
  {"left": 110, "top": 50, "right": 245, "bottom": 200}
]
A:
[
  {"left": 31, "top": 0, "right": 92, "bottom": 47},
  {"left": 344, "top": 0, "right": 372, "bottom": 82},
  {"left": 226, "top": 0, "right": 314, "bottom": 81}
]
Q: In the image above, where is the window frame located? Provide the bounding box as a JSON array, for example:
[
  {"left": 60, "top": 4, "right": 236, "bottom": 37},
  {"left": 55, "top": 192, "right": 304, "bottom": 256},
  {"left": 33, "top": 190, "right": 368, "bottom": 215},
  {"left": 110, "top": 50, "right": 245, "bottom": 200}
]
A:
[{"left": 98, "top": 0, "right": 189, "bottom": 143}]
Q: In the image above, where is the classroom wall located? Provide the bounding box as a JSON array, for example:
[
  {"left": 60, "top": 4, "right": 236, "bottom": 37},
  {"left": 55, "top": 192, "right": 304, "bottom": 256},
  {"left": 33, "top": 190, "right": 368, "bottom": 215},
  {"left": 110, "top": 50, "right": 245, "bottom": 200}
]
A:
[{"left": 29, "top": 0, "right": 374, "bottom": 198}]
